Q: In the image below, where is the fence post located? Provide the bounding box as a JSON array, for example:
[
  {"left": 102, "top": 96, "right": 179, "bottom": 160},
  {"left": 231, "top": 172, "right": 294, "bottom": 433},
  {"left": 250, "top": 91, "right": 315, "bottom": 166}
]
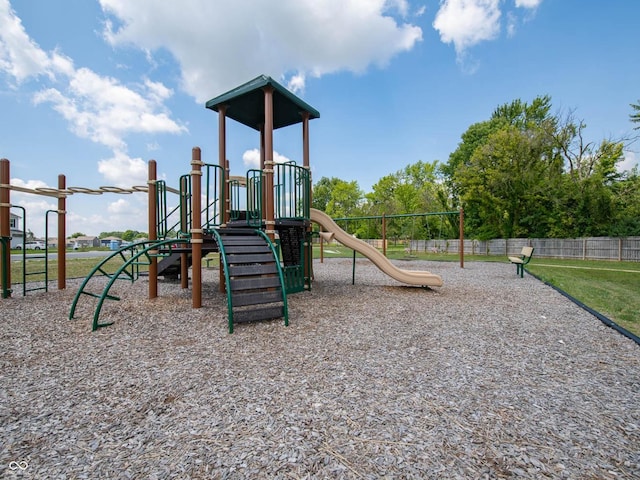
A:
[
  {"left": 619, "top": 238, "right": 623, "bottom": 261},
  {"left": 459, "top": 208, "right": 464, "bottom": 268}
]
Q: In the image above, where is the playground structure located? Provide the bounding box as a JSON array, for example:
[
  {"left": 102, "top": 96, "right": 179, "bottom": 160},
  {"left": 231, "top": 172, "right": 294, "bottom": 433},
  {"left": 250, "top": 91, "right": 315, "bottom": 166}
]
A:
[{"left": 2, "top": 75, "right": 444, "bottom": 332}]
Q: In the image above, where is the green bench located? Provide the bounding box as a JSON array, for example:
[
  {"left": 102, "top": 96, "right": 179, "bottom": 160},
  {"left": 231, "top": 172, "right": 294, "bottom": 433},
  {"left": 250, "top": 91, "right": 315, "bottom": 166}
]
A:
[{"left": 508, "top": 246, "right": 534, "bottom": 278}]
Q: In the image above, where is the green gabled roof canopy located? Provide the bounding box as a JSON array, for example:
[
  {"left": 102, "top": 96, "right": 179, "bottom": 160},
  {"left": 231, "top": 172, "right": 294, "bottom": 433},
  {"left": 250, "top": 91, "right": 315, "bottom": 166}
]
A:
[{"left": 205, "top": 75, "right": 320, "bottom": 131}]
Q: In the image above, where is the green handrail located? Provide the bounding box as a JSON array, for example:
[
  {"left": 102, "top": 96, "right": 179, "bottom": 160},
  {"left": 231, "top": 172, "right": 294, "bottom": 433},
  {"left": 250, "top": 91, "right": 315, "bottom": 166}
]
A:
[
  {"left": 203, "top": 163, "right": 225, "bottom": 230},
  {"left": 209, "top": 229, "right": 235, "bottom": 333},
  {"left": 157, "top": 164, "right": 225, "bottom": 238},
  {"left": 229, "top": 177, "right": 242, "bottom": 222},
  {"left": 246, "top": 169, "right": 262, "bottom": 227},
  {"left": 254, "top": 229, "right": 289, "bottom": 328},
  {"left": 274, "top": 161, "right": 310, "bottom": 220}
]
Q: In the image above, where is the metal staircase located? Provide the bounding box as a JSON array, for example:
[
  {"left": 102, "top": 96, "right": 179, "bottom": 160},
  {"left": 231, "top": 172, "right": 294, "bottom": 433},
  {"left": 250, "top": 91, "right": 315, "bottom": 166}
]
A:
[{"left": 212, "top": 228, "right": 288, "bottom": 333}]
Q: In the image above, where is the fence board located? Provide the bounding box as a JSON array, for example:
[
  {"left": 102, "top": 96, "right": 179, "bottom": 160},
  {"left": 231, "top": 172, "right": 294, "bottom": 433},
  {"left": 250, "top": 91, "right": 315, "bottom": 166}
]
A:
[{"left": 408, "top": 236, "right": 640, "bottom": 262}]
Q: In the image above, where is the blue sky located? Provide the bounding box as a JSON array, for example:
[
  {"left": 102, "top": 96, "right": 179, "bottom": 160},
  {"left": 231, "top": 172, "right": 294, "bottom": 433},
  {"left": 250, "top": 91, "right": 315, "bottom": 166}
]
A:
[{"left": 1, "top": 0, "right": 638, "bottom": 237}]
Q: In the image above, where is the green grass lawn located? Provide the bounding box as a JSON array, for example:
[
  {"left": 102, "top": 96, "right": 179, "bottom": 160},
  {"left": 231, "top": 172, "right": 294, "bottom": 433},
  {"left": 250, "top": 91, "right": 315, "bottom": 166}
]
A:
[
  {"left": 526, "top": 259, "right": 640, "bottom": 337},
  {"left": 5, "top": 245, "right": 638, "bottom": 338}
]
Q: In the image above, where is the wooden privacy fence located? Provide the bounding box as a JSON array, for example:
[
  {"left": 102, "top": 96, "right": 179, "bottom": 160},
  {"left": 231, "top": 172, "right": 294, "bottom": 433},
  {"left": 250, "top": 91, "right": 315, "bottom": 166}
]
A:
[{"left": 410, "top": 237, "right": 640, "bottom": 262}]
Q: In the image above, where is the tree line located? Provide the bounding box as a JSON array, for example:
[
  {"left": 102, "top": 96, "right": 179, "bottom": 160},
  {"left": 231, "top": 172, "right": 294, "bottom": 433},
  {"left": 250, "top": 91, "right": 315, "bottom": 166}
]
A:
[{"left": 313, "top": 96, "right": 640, "bottom": 241}]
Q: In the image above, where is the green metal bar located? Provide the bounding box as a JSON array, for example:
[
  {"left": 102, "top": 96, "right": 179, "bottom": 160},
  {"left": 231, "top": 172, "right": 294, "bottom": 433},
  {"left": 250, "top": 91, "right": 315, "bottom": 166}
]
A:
[
  {"left": 209, "top": 229, "right": 235, "bottom": 333},
  {"left": 352, "top": 249, "right": 356, "bottom": 285},
  {"left": 68, "top": 239, "right": 179, "bottom": 323},
  {"left": 69, "top": 241, "right": 142, "bottom": 320},
  {"left": 332, "top": 211, "right": 460, "bottom": 222},
  {"left": 0, "top": 236, "right": 11, "bottom": 298},
  {"left": 12, "top": 205, "right": 27, "bottom": 295},
  {"left": 254, "top": 229, "right": 289, "bottom": 327},
  {"left": 88, "top": 238, "right": 188, "bottom": 330},
  {"left": 230, "top": 178, "right": 241, "bottom": 221},
  {"left": 203, "top": 163, "right": 224, "bottom": 229},
  {"left": 273, "top": 162, "right": 309, "bottom": 220},
  {"left": 247, "top": 170, "right": 262, "bottom": 227},
  {"left": 178, "top": 174, "right": 191, "bottom": 237},
  {"left": 156, "top": 177, "right": 193, "bottom": 239},
  {"left": 92, "top": 238, "right": 188, "bottom": 331}
]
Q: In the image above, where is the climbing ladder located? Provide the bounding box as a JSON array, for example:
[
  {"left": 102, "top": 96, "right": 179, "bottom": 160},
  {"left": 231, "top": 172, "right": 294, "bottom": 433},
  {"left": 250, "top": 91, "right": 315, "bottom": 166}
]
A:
[
  {"left": 69, "top": 238, "right": 188, "bottom": 330},
  {"left": 212, "top": 228, "right": 288, "bottom": 334}
]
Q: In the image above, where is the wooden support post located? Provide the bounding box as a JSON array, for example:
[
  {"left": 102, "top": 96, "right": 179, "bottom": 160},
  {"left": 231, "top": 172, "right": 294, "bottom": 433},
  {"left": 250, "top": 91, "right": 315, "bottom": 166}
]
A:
[
  {"left": 191, "top": 147, "right": 203, "bottom": 309},
  {"left": 57, "top": 174, "right": 66, "bottom": 290},
  {"left": 0, "top": 159, "right": 11, "bottom": 296},
  {"left": 148, "top": 160, "right": 158, "bottom": 299},
  {"left": 263, "top": 86, "right": 275, "bottom": 242}
]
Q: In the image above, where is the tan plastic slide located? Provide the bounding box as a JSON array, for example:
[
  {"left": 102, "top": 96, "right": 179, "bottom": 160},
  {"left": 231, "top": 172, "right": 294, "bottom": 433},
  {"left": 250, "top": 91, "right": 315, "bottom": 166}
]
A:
[{"left": 310, "top": 208, "right": 443, "bottom": 287}]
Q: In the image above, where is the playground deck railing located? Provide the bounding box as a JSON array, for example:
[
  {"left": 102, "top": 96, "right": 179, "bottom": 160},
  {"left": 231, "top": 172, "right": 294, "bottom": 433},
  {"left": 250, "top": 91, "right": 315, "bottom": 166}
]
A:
[{"left": 156, "top": 163, "right": 226, "bottom": 239}]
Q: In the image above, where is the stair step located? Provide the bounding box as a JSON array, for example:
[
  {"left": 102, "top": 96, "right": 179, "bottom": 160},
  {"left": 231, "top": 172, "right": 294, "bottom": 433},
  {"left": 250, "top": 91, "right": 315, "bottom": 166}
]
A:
[
  {"left": 226, "top": 253, "right": 275, "bottom": 264},
  {"left": 228, "top": 263, "right": 278, "bottom": 276},
  {"left": 223, "top": 244, "right": 271, "bottom": 254},
  {"left": 220, "top": 238, "right": 265, "bottom": 247},
  {"left": 230, "top": 276, "right": 281, "bottom": 291},
  {"left": 232, "top": 290, "right": 283, "bottom": 307},
  {"left": 218, "top": 227, "right": 260, "bottom": 236},
  {"left": 233, "top": 305, "right": 285, "bottom": 323}
]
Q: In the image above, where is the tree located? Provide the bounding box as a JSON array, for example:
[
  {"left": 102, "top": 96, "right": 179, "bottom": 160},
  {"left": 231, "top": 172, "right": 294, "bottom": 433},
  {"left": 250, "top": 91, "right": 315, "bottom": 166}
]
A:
[
  {"left": 547, "top": 111, "right": 625, "bottom": 237},
  {"left": 312, "top": 177, "right": 342, "bottom": 212},
  {"left": 324, "top": 180, "right": 363, "bottom": 218},
  {"left": 311, "top": 176, "right": 363, "bottom": 216},
  {"left": 365, "top": 174, "right": 400, "bottom": 216},
  {"left": 444, "top": 96, "right": 561, "bottom": 239},
  {"left": 630, "top": 100, "right": 640, "bottom": 130},
  {"left": 121, "top": 230, "right": 138, "bottom": 242},
  {"left": 70, "top": 232, "right": 85, "bottom": 238},
  {"left": 611, "top": 166, "right": 640, "bottom": 235},
  {"left": 457, "top": 125, "right": 560, "bottom": 238}
]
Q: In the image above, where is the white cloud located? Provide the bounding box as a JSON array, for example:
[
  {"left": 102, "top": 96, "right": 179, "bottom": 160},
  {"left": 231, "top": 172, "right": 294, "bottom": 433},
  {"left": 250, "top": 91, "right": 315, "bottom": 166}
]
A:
[
  {"left": 287, "top": 73, "right": 306, "bottom": 94},
  {"left": 99, "top": 0, "right": 423, "bottom": 102},
  {"left": 0, "top": 0, "right": 53, "bottom": 82},
  {"left": 433, "top": 0, "right": 543, "bottom": 65},
  {"left": 98, "top": 151, "right": 148, "bottom": 187},
  {"left": 515, "top": 0, "right": 542, "bottom": 8},
  {"left": 619, "top": 150, "right": 638, "bottom": 173},
  {"left": 33, "top": 68, "right": 186, "bottom": 150},
  {"left": 107, "top": 198, "right": 130, "bottom": 215},
  {"left": 433, "top": 0, "right": 501, "bottom": 55},
  {"left": 384, "top": 0, "right": 410, "bottom": 17},
  {"left": 242, "top": 148, "right": 293, "bottom": 169},
  {"left": 0, "top": 0, "right": 186, "bottom": 187}
]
